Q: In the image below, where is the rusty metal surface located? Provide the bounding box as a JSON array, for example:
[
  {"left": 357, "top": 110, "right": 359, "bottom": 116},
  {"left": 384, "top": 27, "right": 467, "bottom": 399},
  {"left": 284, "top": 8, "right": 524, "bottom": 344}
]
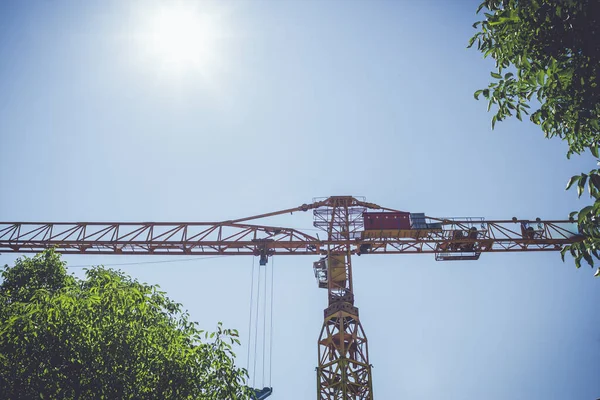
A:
[{"left": 0, "top": 219, "right": 581, "bottom": 256}]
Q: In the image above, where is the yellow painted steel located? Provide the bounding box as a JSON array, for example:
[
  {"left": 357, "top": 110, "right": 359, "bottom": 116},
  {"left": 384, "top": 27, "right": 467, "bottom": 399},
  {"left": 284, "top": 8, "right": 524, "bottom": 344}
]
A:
[{"left": 328, "top": 255, "right": 347, "bottom": 287}]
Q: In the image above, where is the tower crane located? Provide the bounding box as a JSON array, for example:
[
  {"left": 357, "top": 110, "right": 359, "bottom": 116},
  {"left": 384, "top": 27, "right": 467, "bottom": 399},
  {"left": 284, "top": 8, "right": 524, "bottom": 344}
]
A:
[{"left": 0, "top": 196, "right": 583, "bottom": 400}]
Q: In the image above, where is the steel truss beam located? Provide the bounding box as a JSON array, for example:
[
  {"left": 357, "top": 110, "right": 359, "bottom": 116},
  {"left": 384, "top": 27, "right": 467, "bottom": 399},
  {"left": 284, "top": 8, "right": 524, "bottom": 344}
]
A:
[{"left": 0, "top": 220, "right": 580, "bottom": 256}]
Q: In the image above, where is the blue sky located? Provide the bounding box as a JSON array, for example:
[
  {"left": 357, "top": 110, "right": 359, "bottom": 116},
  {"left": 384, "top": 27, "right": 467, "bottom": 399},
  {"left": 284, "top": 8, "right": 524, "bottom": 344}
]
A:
[{"left": 1, "top": 1, "right": 599, "bottom": 399}]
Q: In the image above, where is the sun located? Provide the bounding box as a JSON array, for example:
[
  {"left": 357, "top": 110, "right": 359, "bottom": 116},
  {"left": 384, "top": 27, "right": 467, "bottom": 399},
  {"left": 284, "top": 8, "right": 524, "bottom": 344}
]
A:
[{"left": 133, "top": 2, "right": 225, "bottom": 77}]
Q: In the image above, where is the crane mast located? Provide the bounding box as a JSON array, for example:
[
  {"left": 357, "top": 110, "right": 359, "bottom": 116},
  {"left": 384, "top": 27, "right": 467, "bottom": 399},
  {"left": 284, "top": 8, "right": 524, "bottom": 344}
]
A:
[
  {"left": 0, "top": 196, "right": 584, "bottom": 400},
  {"left": 313, "top": 196, "right": 372, "bottom": 399}
]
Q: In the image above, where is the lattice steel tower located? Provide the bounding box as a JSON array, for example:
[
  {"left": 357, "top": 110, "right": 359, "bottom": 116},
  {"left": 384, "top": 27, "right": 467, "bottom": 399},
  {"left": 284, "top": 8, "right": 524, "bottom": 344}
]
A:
[{"left": 313, "top": 196, "right": 373, "bottom": 399}]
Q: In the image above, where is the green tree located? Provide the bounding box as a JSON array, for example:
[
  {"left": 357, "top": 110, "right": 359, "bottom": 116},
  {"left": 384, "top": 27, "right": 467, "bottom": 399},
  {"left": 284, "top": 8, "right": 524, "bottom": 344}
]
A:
[
  {"left": 468, "top": 0, "right": 600, "bottom": 276},
  {"left": 0, "top": 250, "right": 256, "bottom": 399}
]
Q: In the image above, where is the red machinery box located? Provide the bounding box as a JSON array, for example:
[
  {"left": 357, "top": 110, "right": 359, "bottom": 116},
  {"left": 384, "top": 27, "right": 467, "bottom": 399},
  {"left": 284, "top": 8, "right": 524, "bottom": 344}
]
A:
[{"left": 363, "top": 212, "right": 411, "bottom": 230}]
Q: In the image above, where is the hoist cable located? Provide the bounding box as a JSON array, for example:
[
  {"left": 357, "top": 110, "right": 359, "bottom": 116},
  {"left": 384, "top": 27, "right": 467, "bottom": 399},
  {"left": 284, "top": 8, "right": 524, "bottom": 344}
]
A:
[
  {"left": 246, "top": 256, "right": 255, "bottom": 376},
  {"left": 252, "top": 261, "right": 262, "bottom": 388},
  {"left": 262, "top": 261, "right": 268, "bottom": 386},
  {"left": 269, "top": 256, "right": 275, "bottom": 387},
  {"left": 247, "top": 255, "right": 275, "bottom": 389}
]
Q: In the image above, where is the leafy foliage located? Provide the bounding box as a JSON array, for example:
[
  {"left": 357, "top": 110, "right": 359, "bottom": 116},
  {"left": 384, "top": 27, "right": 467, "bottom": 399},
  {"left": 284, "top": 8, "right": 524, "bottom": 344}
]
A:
[
  {"left": 562, "top": 169, "right": 600, "bottom": 276},
  {"left": 469, "top": 0, "right": 600, "bottom": 276},
  {"left": 0, "top": 250, "right": 256, "bottom": 399}
]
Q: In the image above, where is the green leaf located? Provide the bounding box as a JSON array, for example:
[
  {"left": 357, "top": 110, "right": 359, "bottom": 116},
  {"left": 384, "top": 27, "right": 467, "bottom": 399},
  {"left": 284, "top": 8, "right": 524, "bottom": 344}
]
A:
[
  {"left": 582, "top": 251, "right": 594, "bottom": 266},
  {"left": 595, "top": 267, "right": 600, "bottom": 277},
  {"left": 566, "top": 175, "right": 581, "bottom": 190},
  {"left": 536, "top": 70, "right": 545, "bottom": 84},
  {"left": 590, "top": 174, "right": 600, "bottom": 190},
  {"left": 578, "top": 205, "right": 593, "bottom": 223},
  {"left": 578, "top": 174, "right": 588, "bottom": 197},
  {"left": 569, "top": 211, "right": 577, "bottom": 221},
  {"left": 474, "top": 90, "right": 484, "bottom": 100},
  {"left": 560, "top": 246, "right": 568, "bottom": 261},
  {"left": 491, "top": 71, "right": 502, "bottom": 79},
  {"left": 468, "top": 36, "right": 477, "bottom": 48}
]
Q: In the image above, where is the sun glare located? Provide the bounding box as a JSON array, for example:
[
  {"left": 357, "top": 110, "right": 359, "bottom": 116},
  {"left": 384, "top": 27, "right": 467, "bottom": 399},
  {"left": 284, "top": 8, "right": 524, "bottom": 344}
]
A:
[{"left": 134, "top": 2, "right": 226, "bottom": 77}]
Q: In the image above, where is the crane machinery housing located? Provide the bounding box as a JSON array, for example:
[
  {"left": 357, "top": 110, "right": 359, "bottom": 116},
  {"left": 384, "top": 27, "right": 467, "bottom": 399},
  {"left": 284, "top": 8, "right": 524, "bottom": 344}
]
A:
[{"left": 0, "top": 196, "right": 583, "bottom": 400}]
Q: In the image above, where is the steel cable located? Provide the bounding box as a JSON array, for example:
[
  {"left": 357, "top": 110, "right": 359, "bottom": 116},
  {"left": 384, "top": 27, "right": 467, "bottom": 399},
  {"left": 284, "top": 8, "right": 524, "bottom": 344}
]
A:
[
  {"left": 253, "top": 260, "right": 261, "bottom": 388},
  {"left": 269, "top": 256, "right": 275, "bottom": 387},
  {"left": 246, "top": 256, "right": 255, "bottom": 377},
  {"left": 262, "top": 260, "right": 267, "bottom": 387}
]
